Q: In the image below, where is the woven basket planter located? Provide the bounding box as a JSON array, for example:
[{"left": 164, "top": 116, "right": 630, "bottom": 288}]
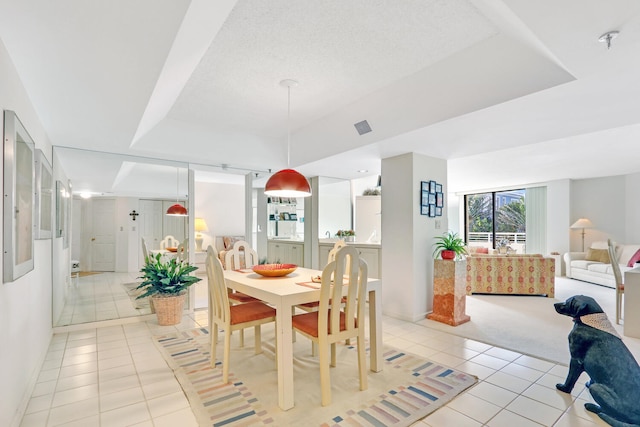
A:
[{"left": 152, "top": 293, "right": 186, "bottom": 326}]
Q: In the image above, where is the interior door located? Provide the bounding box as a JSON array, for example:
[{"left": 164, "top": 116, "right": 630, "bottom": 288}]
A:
[
  {"left": 140, "top": 199, "right": 163, "bottom": 250},
  {"left": 91, "top": 198, "right": 116, "bottom": 271}
]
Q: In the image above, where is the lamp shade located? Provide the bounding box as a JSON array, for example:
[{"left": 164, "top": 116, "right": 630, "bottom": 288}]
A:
[
  {"left": 570, "top": 218, "right": 594, "bottom": 229},
  {"left": 166, "top": 203, "right": 188, "bottom": 216},
  {"left": 264, "top": 168, "right": 311, "bottom": 197},
  {"left": 194, "top": 218, "right": 209, "bottom": 233}
]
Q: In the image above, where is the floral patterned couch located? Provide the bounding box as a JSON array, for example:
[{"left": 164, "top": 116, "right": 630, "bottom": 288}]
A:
[{"left": 466, "top": 254, "right": 555, "bottom": 297}]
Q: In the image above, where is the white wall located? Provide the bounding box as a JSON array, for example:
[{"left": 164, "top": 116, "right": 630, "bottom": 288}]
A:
[
  {"left": 0, "top": 38, "right": 54, "bottom": 427},
  {"left": 625, "top": 173, "right": 640, "bottom": 244},
  {"left": 448, "top": 174, "right": 634, "bottom": 270},
  {"left": 571, "top": 175, "right": 626, "bottom": 249},
  {"left": 194, "top": 180, "right": 245, "bottom": 251},
  {"left": 381, "top": 153, "right": 447, "bottom": 321}
]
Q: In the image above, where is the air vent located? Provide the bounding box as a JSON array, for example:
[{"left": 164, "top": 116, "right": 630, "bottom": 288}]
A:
[{"left": 354, "top": 120, "right": 372, "bottom": 135}]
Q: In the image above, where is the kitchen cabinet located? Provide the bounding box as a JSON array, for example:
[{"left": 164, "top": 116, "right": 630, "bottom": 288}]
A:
[
  {"left": 318, "top": 241, "right": 381, "bottom": 278},
  {"left": 268, "top": 240, "right": 304, "bottom": 265}
]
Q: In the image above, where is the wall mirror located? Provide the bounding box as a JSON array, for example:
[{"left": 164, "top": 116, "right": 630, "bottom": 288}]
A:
[
  {"left": 52, "top": 146, "right": 191, "bottom": 326},
  {"left": 35, "top": 149, "right": 53, "bottom": 239},
  {"left": 318, "top": 176, "right": 352, "bottom": 239},
  {"left": 3, "top": 110, "right": 35, "bottom": 282}
]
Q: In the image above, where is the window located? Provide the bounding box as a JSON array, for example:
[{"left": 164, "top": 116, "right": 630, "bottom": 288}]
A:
[{"left": 465, "top": 189, "right": 525, "bottom": 251}]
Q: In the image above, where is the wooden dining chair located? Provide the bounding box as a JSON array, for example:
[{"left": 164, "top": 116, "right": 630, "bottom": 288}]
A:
[
  {"left": 206, "top": 246, "right": 277, "bottom": 383},
  {"left": 327, "top": 239, "right": 347, "bottom": 264},
  {"left": 176, "top": 238, "right": 188, "bottom": 262},
  {"left": 160, "top": 235, "right": 178, "bottom": 249},
  {"left": 141, "top": 237, "right": 150, "bottom": 262},
  {"left": 224, "top": 240, "right": 259, "bottom": 270},
  {"left": 295, "top": 239, "right": 350, "bottom": 352},
  {"left": 221, "top": 241, "right": 263, "bottom": 346},
  {"left": 291, "top": 245, "right": 368, "bottom": 406},
  {"left": 607, "top": 239, "right": 624, "bottom": 324}
]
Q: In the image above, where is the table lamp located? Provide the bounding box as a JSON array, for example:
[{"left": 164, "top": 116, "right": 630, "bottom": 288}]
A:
[
  {"left": 194, "top": 218, "right": 209, "bottom": 252},
  {"left": 570, "top": 218, "right": 594, "bottom": 252}
]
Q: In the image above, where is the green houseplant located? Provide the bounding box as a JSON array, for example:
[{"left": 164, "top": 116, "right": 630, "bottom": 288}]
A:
[
  {"left": 136, "top": 253, "right": 201, "bottom": 325},
  {"left": 432, "top": 231, "right": 467, "bottom": 260}
]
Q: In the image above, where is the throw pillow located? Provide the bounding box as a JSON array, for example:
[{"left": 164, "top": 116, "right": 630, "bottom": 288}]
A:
[
  {"left": 585, "top": 248, "right": 610, "bottom": 263},
  {"left": 627, "top": 248, "right": 640, "bottom": 267}
]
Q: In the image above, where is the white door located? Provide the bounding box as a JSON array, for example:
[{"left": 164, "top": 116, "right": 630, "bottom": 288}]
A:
[
  {"left": 140, "top": 199, "right": 163, "bottom": 250},
  {"left": 91, "top": 199, "right": 116, "bottom": 271}
]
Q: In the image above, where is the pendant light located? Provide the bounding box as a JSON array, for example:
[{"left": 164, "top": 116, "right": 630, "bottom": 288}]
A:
[
  {"left": 166, "top": 167, "right": 188, "bottom": 216},
  {"left": 264, "top": 79, "right": 312, "bottom": 198}
]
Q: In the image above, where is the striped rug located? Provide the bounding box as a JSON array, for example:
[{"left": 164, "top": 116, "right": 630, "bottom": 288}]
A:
[{"left": 154, "top": 327, "right": 477, "bottom": 427}]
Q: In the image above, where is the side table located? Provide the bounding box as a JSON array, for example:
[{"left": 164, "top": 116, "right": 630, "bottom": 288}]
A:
[
  {"left": 427, "top": 259, "right": 470, "bottom": 326},
  {"left": 549, "top": 253, "right": 563, "bottom": 277}
]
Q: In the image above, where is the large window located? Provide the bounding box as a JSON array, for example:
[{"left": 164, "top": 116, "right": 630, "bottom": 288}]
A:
[{"left": 465, "top": 189, "right": 526, "bottom": 252}]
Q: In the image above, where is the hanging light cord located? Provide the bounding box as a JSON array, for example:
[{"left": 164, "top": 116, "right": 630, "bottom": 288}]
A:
[
  {"left": 286, "top": 84, "right": 291, "bottom": 168},
  {"left": 176, "top": 168, "right": 180, "bottom": 202}
]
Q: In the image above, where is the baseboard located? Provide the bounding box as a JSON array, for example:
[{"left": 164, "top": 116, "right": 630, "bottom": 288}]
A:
[{"left": 12, "top": 330, "right": 54, "bottom": 427}]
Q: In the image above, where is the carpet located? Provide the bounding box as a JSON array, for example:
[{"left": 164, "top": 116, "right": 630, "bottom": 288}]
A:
[
  {"left": 154, "top": 327, "right": 477, "bottom": 427},
  {"left": 122, "top": 282, "right": 151, "bottom": 312},
  {"left": 76, "top": 271, "right": 102, "bottom": 277},
  {"left": 419, "top": 277, "right": 640, "bottom": 364}
]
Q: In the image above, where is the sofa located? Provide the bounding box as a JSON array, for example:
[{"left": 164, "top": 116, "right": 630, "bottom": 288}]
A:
[
  {"left": 564, "top": 241, "right": 640, "bottom": 288},
  {"left": 214, "top": 235, "right": 247, "bottom": 269},
  {"left": 466, "top": 254, "right": 555, "bottom": 297}
]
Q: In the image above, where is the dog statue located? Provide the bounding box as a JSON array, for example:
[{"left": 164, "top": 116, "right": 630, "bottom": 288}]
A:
[{"left": 554, "top": 295, "right": 640, "bottom": 427}]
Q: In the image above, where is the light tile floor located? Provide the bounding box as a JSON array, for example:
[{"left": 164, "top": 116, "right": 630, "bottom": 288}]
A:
[
  {"left": 21, "top": 310, "right": 611, "bottom": 427},
  {"left": 25, "top": 272, "right": 612, "bottom": 427}
]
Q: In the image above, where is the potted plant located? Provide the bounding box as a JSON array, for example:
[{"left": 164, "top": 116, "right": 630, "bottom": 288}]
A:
[
  {"left": 432, "top": 231, "right": 467, "bottom": 260},
  {"left": 135, "top": 253, "right": 202, "bottom": 325},
  {"left": 336, "top": 229, "right": 356, "bottom": 242}
]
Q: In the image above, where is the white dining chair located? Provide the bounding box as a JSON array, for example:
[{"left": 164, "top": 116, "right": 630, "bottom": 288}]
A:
[
  {"left": 224, "top": 240, "right": 259, "bottom": 270},
  {"left": 291, "top": 245, "right": 368, "bottom": 406},
  {"left": 141, "top": 237, "right": 150, "bottom": 262},
  {"left": 160, "top": 235, "right": 179, "bottom": 249},
  {"left": 327, "top": 239, "right": 347, "bottom": 264},
  {"left": 206, "top": 245, "right": 276, "bottom": 383},
  {"left": 176, "top": 238, "right": 188, "bottom": 262},
  {"left": 608, "top": 239, "right": 624, "bottom": 324},
  {"left": 221, "top": 240, "right": 262, "bottom": 346},
  {"left": 296, "top": 239, "right": 350, "bottom": 352}
]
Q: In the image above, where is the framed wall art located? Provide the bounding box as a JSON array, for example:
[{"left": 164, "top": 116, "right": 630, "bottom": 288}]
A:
[
  {"left": 35, "top": 149, "right": 53, "bottom": 239},
  {"left": 56, "top": 179, "right": 71, "bottom": 249},
  {"left": 3, "top": 110, "right": 36, "bottom": 282},
  {"left": 420, "top": 179, "right": 444, "bottom": 218}
]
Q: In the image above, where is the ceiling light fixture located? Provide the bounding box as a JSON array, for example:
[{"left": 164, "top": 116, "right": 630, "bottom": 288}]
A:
[
  {"left": 264, "top": 79, "right": 312, "bottom": 198},
  {"left": 166, "top": 167, "right": 188, "bottom": 216},
  {"left": 598, "top": 30, "right": 619, "bottom": 50}
]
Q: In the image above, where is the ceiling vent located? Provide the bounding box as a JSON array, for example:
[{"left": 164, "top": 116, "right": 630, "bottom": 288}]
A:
[{"left": 354, "top": 120, "right": 372, "bottom": 135}]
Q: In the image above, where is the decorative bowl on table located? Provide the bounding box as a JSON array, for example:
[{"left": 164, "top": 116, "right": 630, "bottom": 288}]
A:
[
  {"left": 252, "top": 263, "right": 297, "bottom": 277},
  {"left": 166, "top": 247, "right": 178, "bottom": 253}
]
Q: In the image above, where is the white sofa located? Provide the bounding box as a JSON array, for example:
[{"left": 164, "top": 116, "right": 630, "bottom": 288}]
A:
[{"left": 564, "top": 241, "right": 640, "bottom": 288}]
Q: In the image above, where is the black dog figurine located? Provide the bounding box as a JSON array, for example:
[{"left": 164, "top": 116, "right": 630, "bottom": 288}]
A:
[{"left": 555, "top": 295, "right": 640, "bottom": 427}]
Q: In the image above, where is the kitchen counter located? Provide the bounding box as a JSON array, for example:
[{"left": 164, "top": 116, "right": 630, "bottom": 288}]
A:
[
  {"left": 318, "top": 240, "right": 381, "bottom": 278},
  {"left": 318, "top": 238, "right": 381, "bottom": 248}
]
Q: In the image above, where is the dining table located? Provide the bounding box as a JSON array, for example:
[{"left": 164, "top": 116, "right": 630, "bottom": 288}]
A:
[
  {"left": 149, "top": 249, "right": 178, "bottom": 262},
  {"left": 224, "top": 266, "right": 382, "bottom": 411}
]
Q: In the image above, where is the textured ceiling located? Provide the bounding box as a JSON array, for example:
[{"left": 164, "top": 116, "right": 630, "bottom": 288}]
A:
[{"left": 2, "top": 0, "right": 640, "bottom": 195}]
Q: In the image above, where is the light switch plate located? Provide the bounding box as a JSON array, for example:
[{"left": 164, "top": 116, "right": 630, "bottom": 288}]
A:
[{"left": 435, "top": 219, "right": 442, "bottom": 229}]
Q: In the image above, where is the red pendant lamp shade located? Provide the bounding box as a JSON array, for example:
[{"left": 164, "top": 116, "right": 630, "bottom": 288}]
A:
[
  {"left": 264, "top": 79, "right": 311, "bottom": 198},
  {"left": 166, "top": 203, "right": 188, "bottom": 216},
  {"left": 264, "top": 168, "right": 311, "bottom": 197}
]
